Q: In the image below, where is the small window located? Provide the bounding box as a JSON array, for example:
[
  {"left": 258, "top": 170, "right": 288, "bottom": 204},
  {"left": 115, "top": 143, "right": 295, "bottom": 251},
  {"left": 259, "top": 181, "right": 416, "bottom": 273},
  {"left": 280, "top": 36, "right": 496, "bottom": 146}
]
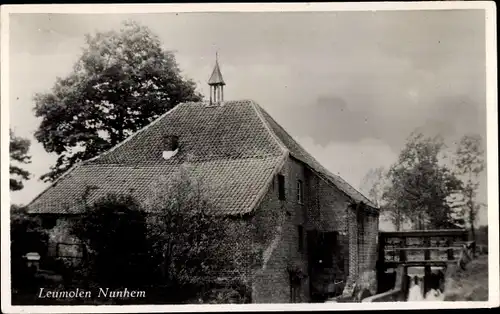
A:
[
  {"left": 163, "top": 135, "right": 179, "bottom": 151},
  {"left": 297, "top": 180, "right": 303, "bottom": 204},
  {"left": 298, "top": 225, "right": 304, "bottom": 252},
  {"left": 278, "top": 174, "right": 285, "bottom": 200}
]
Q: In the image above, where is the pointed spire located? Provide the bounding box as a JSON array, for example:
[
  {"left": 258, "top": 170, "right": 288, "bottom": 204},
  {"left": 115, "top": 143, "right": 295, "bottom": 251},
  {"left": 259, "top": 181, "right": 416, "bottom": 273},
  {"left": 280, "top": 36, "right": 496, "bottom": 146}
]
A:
[
  {"left": 208, "top": 52, "right": 225, "bottom": 86},
  {"left": 208, "top": 52, "right": 225, "bottom": 104}
]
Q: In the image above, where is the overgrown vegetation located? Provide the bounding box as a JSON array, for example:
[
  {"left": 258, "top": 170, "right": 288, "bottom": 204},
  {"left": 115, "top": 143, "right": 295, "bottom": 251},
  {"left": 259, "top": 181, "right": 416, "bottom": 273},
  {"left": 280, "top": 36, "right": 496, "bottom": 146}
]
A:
[
  {"left": 71, "top": 194, "right": 151, "bottom": 289},
  {"left": 59, "top": 169, "right": 259, "bottom": 304}
]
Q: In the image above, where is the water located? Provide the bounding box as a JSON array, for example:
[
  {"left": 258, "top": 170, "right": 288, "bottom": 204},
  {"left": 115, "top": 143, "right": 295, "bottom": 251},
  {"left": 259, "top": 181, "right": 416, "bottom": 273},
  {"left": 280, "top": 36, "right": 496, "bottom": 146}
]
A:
[
  {"left": 406, "top": 266, "right": 445, "bottom": 301},
  {"left": 407, "top": 283, "right": 424, "bottom": 301},
  {"left": 407, "top": 282, "right": 445, "bottom": 301},
  {"left": 424, "top": 289, "right": 444, "bottom": 301}
]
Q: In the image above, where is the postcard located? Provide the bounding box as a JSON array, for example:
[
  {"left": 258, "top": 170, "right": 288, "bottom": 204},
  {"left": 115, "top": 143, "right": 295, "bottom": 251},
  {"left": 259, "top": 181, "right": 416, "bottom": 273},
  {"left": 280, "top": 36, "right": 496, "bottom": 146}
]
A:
[{"left": 1, "top": 2, "right": 498, "bottom": 313}]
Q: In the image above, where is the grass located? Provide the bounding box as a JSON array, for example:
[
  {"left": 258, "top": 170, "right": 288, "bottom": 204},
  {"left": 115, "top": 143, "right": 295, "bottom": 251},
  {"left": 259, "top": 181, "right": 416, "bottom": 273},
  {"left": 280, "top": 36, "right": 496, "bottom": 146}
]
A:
[{"left": 444, "top": 254, "right": 489, "bottom": 301}]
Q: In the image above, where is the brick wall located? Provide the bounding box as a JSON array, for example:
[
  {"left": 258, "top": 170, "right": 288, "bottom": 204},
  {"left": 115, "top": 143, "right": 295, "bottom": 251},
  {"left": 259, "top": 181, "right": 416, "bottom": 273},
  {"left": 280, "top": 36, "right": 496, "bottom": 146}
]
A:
[
  {"left": 342, "top": 205, "right": 379, "bottom": 297},
  {"left": 251, "top": 157, "right": 364, "bottom": 303},
  {"left": 251, "top": 157, "right": 309, "bottom": 303},
  {"left": 358, "top": 213, "right": 379, "bottom": 272},
  {"left": 347, "top": 207, "right": 359, "bottom": 285}
]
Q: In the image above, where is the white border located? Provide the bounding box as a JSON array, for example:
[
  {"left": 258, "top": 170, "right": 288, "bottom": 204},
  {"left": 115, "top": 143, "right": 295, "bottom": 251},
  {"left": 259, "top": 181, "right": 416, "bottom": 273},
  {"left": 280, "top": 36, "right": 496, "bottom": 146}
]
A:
[{"left": 1, "top": 2, "right": 498, "bottom": 313}]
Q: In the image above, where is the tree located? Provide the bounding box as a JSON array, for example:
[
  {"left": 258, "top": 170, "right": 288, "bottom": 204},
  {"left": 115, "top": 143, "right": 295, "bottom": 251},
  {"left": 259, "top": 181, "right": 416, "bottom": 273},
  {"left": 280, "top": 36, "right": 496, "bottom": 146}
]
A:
[
  {"left": 34, "top": 20, "right": 203, "bottom": 182},
  {"left": 383, "top": 132, "right": 462, "bottom": 230},
  {"left": 10, "top": 130, "right": 31, "bottom": 191},
  {"left": 453, "top": 134, "right": 485, "bottom": 242},
  {"left": 144, "top": 168, "right": 257, "bottom": 303}
]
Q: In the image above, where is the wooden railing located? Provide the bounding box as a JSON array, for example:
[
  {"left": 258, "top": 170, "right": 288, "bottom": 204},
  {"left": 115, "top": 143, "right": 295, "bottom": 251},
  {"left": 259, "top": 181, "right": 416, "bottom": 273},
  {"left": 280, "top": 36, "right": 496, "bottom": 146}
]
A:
[{"left": 378, "top": 229, "right": 469, "bottom": 270}]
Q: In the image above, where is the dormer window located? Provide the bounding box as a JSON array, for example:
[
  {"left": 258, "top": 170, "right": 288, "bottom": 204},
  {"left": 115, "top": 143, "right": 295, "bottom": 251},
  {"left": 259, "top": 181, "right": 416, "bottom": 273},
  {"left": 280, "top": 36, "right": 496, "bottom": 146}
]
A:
[
  {"left": 162, "top": 135, "right": 179, "bottom": 160},
  {"left": 164, "top": 135, "right": 179, "bottom": 151}
]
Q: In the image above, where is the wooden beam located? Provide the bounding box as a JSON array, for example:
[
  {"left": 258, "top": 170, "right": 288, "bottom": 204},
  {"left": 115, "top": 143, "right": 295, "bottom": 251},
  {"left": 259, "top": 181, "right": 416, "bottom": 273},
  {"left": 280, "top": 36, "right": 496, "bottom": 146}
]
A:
[
  {"left": 385, "top": 246, "right": 464, "bottom": 252},
  {"left": 380, "top": 229, "right": 467, "bottom": 238},
  {"left": 383, "top": 260, "right": 455, "bottom": 268}
]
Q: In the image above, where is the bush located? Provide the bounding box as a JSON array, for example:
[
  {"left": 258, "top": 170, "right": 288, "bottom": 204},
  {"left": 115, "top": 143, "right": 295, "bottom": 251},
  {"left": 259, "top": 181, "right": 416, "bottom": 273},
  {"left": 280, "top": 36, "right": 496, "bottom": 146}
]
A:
[{"left": 71, "top": 194, "right": 151, "bottom": 288}]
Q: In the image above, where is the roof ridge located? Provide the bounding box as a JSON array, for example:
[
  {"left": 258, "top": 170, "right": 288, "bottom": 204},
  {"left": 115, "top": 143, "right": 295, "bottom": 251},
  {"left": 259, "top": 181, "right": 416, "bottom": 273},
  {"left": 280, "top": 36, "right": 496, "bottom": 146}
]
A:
[{"left": 248, "top": 100, "right": 289, "bottom": 155}]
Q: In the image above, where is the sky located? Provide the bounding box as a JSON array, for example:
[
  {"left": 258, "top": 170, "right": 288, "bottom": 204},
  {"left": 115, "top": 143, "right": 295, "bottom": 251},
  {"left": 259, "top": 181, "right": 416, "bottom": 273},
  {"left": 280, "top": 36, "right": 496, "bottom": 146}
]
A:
[{"left": 8, "top": 10, "right": 489, "bottom": 228}]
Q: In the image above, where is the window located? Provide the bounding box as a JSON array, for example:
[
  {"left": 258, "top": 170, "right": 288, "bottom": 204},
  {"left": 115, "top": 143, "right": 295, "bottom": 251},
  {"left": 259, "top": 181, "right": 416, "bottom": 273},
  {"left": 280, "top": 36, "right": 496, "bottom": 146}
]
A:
[
  {"left": 297, "top": 180, "right": 303, "bottom": 204},
  {"left": 278, "top": 174, "right": 285, "bottom": 200},
  {"left": 298, "top": 225, "right": 304, "bottom": 252}
]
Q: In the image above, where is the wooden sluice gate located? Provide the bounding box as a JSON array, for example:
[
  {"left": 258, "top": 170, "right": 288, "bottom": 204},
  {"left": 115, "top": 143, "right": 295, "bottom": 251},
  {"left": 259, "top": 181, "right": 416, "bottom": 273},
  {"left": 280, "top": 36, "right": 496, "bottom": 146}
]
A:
[{"left": 363, "top": 229, "right": 474, "bottom": 302}]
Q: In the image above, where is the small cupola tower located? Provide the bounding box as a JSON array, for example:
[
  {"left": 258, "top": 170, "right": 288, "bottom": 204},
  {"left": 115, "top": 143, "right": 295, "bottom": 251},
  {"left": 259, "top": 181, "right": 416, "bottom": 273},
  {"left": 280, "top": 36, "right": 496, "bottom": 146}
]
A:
[{"left": 208, "top": 52, "right": 225, "bottom": 104}]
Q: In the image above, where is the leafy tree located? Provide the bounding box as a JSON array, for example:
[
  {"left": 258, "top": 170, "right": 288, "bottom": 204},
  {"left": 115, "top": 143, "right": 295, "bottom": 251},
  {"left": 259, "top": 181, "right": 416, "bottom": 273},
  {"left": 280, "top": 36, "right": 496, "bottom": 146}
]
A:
[
  {"left": 34, "top": 20, "right": 202, "bottom": 182},
  {"left": 71, "top": 194, "right": 151, "bottom": 289},
  {"left": 10, "top": 130, "right": 31, "bottom": 191},
  {"left": 453, "top": 134, "right": 485, "bottom": 242},
  {"left": 383, "top": 132, "right": 462, "bottom": 230}
]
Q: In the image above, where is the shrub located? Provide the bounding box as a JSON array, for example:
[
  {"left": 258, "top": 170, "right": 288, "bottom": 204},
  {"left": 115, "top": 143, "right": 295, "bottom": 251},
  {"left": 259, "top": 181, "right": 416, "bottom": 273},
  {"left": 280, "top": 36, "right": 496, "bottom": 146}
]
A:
[{"left": 71, "top": 194, "right": 151, "bottom": 288}]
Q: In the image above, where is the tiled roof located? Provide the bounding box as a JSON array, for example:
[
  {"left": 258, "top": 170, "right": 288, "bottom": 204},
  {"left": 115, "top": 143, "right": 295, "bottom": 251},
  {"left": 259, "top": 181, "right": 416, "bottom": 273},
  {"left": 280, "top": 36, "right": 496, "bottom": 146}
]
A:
[
  {"left": 28, "top": 157, "right": 283, "bottom": 215},
  {"left": 92, "top": 101, "right": 283, "bottom": 164},
  {"left": 27, "top": 99, "right": 375, "bottom": 215}
]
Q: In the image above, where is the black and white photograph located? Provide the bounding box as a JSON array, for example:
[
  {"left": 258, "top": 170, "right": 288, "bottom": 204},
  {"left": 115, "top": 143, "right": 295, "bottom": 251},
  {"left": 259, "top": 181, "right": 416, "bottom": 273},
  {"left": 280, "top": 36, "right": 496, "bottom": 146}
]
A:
[{"left": 1, "top": 2, "right": 498, "bottom": 312}]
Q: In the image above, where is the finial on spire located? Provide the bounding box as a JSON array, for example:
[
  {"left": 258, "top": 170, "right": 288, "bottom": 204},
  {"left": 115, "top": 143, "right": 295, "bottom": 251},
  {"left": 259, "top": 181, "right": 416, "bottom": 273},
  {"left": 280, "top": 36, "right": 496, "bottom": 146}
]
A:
[{"left": 208, "top": 51, "right": 225, "bottom": 104}]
